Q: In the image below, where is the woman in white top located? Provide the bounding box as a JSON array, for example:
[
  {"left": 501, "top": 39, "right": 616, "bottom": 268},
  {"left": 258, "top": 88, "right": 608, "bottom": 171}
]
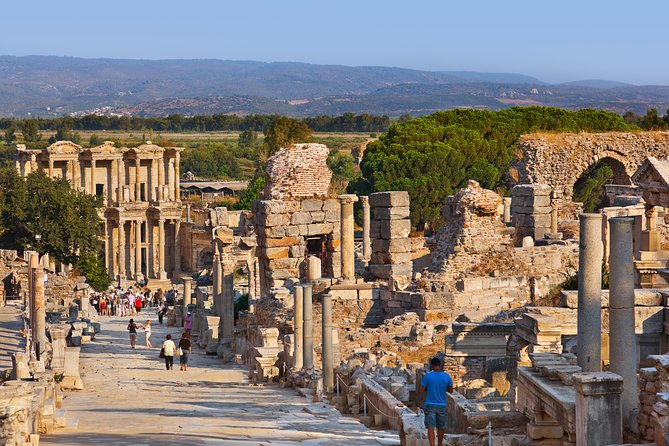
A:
[
  {"left": 144, "top": 320, "right": 152, "bottom": 348},
  {"left": 161, "top": 334, "right": 177, "bottom": 370}
]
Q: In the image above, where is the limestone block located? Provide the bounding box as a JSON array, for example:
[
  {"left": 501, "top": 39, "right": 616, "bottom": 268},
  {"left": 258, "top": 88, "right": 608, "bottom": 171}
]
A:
[
  {"left": 310, "top": 211, "right": 326, "bottom": 223},
  {"left": 322, "top": 199, "right": 340, "bottom": 211},
  {"left": 370, "top": 220, "right": 380, "bottom": 239},
  {"left": 263, "top": 226, "right": 286, "bottom": 238},
  {"left": 291, "top": 211, "right": 312, "bottom": 225},
  {"left": 370, "top": 251, "right": 412, "bottom": 265},
  {"left": 269, "top": 258, "right": 300, "bottom": 270},
  {"left": 265, "top": 247, "right": 290, "bottom": 259},
  {"left": 521, "top": 236, "right": 534, "bottom": 247},
  {"left": 324, "top": 208, "right": 339, "bottom": 222},
  {"left": 267, "top": 269, "right": 298, "bottom": 280},
  {"left": 369, "top": 263, "right": 412, "bottom": 279},
  {"left": 369, "top": 191, "right": 410, "bottom": 207},
  {"left": 379, "top": 219, "right": 411, "bottom": 240},
  {"left": 265, "top": 236, "right": 301, "bottom": 248},
  {"left": 289, "top": 245, "right": 305, "bottom": 258},
  {"left": 373, "top": 206, "right": 411, "bottom": 220},
  {"left": 60, "top": 347, "right": 84, "bottom": 390},
  {"left": 263, "top": 213, "right": 288, "bottom": 227},
  {"left": 307, "top": 223, "right": 333, "bottom": 235},
  {"left": 371, "top": 238, "right": 412, "bottom": 253},
  {"left": 302, "top": 198, "right": 324, "bottom": 212},
  {"left": 259, "top": 327, "right": 280, "bottom": 348},
  {"left": 284, "top": 225, "right": 300, "bottom": 237},
  {"left": 512, "top": 184, "right": 552, "bottom": 197}
]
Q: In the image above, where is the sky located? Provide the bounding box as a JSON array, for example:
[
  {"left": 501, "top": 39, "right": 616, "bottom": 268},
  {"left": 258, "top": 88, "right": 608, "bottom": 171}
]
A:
[{"left": 1, "top": 0, "right": 667, "bottom": 85}]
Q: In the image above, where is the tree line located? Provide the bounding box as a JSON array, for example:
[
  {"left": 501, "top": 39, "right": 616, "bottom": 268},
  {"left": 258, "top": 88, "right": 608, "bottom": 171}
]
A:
[
  {"left": 623, "top": 108, "right": 669, "bottom": 130},
  {"left": 0, "top": 112, "right": 390, "bottom": 134},
  {"left": 349, "top": 107, "right": 636, "bottom": 230}
]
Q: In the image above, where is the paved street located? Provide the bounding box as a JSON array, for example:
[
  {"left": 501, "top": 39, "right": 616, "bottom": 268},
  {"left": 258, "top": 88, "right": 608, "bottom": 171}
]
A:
[
  {"left": 42, "top": 313, "right": 397, "bottom": 445},
  {"left": 0, "top": 301, "right": 25, "bottom": 373}
]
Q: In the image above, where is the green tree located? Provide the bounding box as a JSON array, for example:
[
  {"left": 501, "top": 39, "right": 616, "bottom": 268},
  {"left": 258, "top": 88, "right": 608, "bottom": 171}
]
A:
[
  {"left": 75, "top": 251, "right": 110, "bottom": 291},
  {"left": 89, "top": 134, "right": 103, "bottom": 146},
  {"left": 233, "top": 172, "right": 266, "bottom": 210},
  {"left": 327, "top": 150, "right": 359, "bottom": 194},
  {"left": 4, "top": 126, "right": 16, "bottom": 147},
  {"left": 238, "top": 129, "right": 258, "bottom": 148},
  {"left": 20, "top": 119, "right": 42, "bottom": 144},
  {"left": 263, "top": 117, "right": 312, "bottom": 154},
  {"left": 0, "top": 169, "right": 103, "bottom": 265}
]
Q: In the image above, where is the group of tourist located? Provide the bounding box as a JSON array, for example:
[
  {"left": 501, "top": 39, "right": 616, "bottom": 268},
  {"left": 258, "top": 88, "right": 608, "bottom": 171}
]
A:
[{"left": 90, "top": 287, "right": 177, "bottom": 321}]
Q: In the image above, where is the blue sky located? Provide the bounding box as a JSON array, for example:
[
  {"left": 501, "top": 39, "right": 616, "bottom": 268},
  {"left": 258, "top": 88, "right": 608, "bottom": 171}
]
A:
[{"left": 1, "top": 0, "right": 667, "bottom": 84}]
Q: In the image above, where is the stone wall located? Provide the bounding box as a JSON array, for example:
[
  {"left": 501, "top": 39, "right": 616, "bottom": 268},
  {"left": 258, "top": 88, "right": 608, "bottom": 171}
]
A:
[
  {"left": 511, "top": 184, "right": 551, "bottom": 242},
  {"left": 264, "top": 143, "right": 332, "bottom": 200},
  {"left": 511, "top": 131, "right": 669, "bottom": 198}
]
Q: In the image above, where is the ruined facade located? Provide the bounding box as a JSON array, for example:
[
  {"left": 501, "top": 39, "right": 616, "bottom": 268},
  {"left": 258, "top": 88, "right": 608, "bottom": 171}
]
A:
[{"left": 16, "top": 141, "right": 184, "bottom": 285}]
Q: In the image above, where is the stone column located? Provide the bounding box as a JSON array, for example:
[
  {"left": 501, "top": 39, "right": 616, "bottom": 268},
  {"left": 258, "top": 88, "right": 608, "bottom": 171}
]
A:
[
  {"left": 361, "top": 196, "right": 371, "bottom": 260},
  {"left": 157, "top": 218, "right": 166, "bottom": 279},
  {"left": 337, "top": 194, "right": 359, "bottom": 281},
  {"left": 48, "top": 159, "right": 54, "bottom": 178},
  {"left": 577, "top": 213, "right": 603, "bottom": 372},
  {"left": 212, "top": 253, "right": 223, "bottom": 316},
  {"left": 30, "top": 154, "right": 37, "bottom": 173},
  {"left": 135, "top": 220, "right": 142, "bottom": 279},
  {"left": 65, "top": 160, "right": 72, "bottom": 182},
  {"left": 174, "top": 152, "right": 181, "bottom": 201},
  {"left": 322, "top": 293, "right": 334, "bottom": 392},
  {"left": 573, "top": 372, "right": 623, "bottom": 445},
  {"left": 135, "top": 158, "right": 141, "bottom": 202},
  {"left": 89, "top": 159, "right": 95, "bottom": 195},
  {"left": 307, "top": 256, "right": 322, "bottom": 281},
  {"left": 186, "top": 203, "right": 192, "bottom": 223},
  {"left": 608, "top": 217, "right": 638, "bottom": 428},
  {"left": 80, "top": 287, "right": 90, "bottom": 315},
  {"left": 111, "top": 159, "right": 118, "bottom": 203},
  {"left": 503, "top": 197, "right": 512, "bottom": 224},
  {"left": 117, "top": 157, "right": 125, "bottom": 203},
  {"left": 103, "top": 221, "right": 110, "bottom": 270},
  {"left": 221, "top": 260, "right": 235, "bottom": 340},
  {"left": 34, "top": 268, "right": 46, "bottom": 359},
  {"left": 28, "top": 254, "right": 38, "bottom": 355},
  {"left": 118, "top": 219, "right": 126, "bottom": 281},
  {"left": 302, "top": 283, "right": 314, "bottom": 370},
  {"left": 183, "top": 277, "right": 194, "bottom": 307},
  {"left": 167, "top": 159, "right": 174, "bottom": 201},
  {"left": 550, "top": 201, "right": 559, "bottom": 234},
  {"left": 293, "top": 285, "right": 304, "bottom": 370},
  {"left": 49, "top": 324, "right": 69, "bottom": 374},
  {"left": 158, "top": 156, "right": 165, "bottom": 201},
  {"left": 174, "top": 220, "right": 181, "bottom": 274}
]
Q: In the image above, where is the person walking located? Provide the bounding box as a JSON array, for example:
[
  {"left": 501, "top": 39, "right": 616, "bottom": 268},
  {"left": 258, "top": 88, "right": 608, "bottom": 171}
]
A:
[
  {"left": 183, "top": 312, "right": 193, "bottom": 337},
  {"left": 161, "top": 334, "right": 177, "bottom": 370},
  {"left": 418, "top": 357, "right": 454, "bottom": 446},
  {"left": 157, "top": 301, "right": 166, "bottom": 325},
  {"left": 144, "top": 320, "right": 152, "bottom": 348},
  {"left": 127, "top": 318, "right": 139, "bottom": 349},
  {"left": 135, "top": 295, "right": 143, "bottom": 314},
  {"left": 178, "top": 332, "right": 192, "bottom": 371}
]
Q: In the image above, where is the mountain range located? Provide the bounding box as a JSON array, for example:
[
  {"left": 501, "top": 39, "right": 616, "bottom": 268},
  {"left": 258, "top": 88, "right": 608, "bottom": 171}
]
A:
[{"left": 1, "top": 55, "right": 668, "bottom": 117}]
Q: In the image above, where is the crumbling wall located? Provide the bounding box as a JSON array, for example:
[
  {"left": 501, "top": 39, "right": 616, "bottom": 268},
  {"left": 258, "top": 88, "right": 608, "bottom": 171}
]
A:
[{"left": 264, "top": 143, "right": 332, "bottom": 200}]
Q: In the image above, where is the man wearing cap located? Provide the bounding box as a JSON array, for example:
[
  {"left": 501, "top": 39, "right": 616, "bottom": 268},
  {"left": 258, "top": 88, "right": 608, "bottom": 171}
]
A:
[{"left": 419, "top": 357, "right": 454, "bottom": 446}]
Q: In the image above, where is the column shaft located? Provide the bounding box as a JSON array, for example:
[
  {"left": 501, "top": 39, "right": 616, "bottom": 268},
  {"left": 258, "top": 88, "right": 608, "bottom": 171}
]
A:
[
  {"left": 213, "top": 254, "right": 223, "bottom": 316},
  {"left": 174, "top": 220, "right": 181, "bottom": 274},
  {"left": 322, "top": 293, "right": 334, "bottom": 392},
  {"left": 135, "top": 158, "right": 141, "bottom": 202},
  {"left": 293, "top": 285, "right": 304, "bottom": 370},
  {"left": 174, "top": 152, "right": 180, "bottom": 201},
  {"left": 608, "top": 217, "right": 638, "bottom": 428},
  {"left": 135, "top": 220, "right": 142, "bottom": 278},
  {"left": 577, "top": 213, "right": 603, "bottom": 372},
  {"left": 117, "top": 157, "right": 124, "bottom": 202},
  {"left": 118, "top": 220, "right": 126, "bottom": 280},
  {"left": 158, "top": 219, "right": 166, "bottom": 279},
  {"left": 34, "top": 268, "right": 46, "bottom": 359},
  {"left": 338, "top": 195, "right": 358, "bottom": 281},
  {"left": 90, "top": 159, "right": 96, "bottom": 195},
  {"left": 302, "top": 283, "right": 314, "bottom": 369},
  {"left": 158, "top": 157, "right": 165, "bottom": 201},
  {"left": 361, "top": 196, "right": 371, "bottom": 260},
  {"left": 222, "top": 260, "right": 235, "bottom": 339}
]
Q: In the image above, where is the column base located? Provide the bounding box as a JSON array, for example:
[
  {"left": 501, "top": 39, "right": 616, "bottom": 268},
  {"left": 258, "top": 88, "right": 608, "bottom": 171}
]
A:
[
  {"left": 158, "top": 271, "right": 168, "bottom": 280},
  {"left": 336, "top": 277, "right": 355, "bottom": 285}
]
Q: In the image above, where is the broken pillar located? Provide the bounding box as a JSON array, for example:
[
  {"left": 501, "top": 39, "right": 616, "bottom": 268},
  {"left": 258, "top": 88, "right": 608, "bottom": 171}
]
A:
[
  {"left": 361, "top": 196, "right": 371, "bottom": 260},
  {"left": 11, "top": 352, "right": 30, "bottom": 380},
  {"left": 212, "top": 252, "right": 223, "bottom": 317},
  {"left": 60, "top": 347, "right": 84, "bottom": 390},
  {"left": 573, "top": 372, "right": 623, "bottom": 446},
  {"left": 503, "top": 197, "right": 512, "bottom": 224},
  {"left": 307, "top": 256, "right": 321, "bottom": 281},
  {"left": 183, "top": 276, "right": 194, "bottom": 307},
  {"left": 33, "top": 268, "right": 47, "bottom": 360},
  {"left": 293, "top": 285, "right": 304, "bottom": 370},
  {"left": 608, "top": 217, "right": 639, "bottom": 429},
  {"left": 204, "top": 316, "right": 220, "bottom": 354},
  {"left": 550, "top": 192, "right": 559, "bottom": 234},
  {"left": 338, "top": 194, "right": 358, "bottom": 281},
  {"left": 303, "top": 283, "right": 314, "bottom": 370},
  {"left": 322, "top": 293, "right": 334, "bottom": 393},
  {"left": 577, "top": 213, "right": 603, "bottom": 372},
  {"left": 49, "top": 324, "right": 69, "bottom": 374},
  {"left": 221, "top": 260, "right": 235, "bottom": 340}
]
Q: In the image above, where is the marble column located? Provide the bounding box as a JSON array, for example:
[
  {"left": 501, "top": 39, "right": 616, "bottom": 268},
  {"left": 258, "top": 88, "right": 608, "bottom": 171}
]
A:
[
  {"left": 34, "top": 268, "right": 46, "bottom": 360},
  {"left": 221, "top": 260, "right": 235, "bottom": 340},
  {"left": 118, "top": 219, "right": 126, "bottom": 282},
  {"left": 183, "top": 277, "right": 194, "bottom": 306},
  {"left": 186, "top": 203, "right": 192, "bottom": 223},
  {"left": 158, "top": 156, "right": 165, "bottom": 201},
  {"left": 212, "top": 253, "right": 223, "bottom": 316},
  {"left": 135, "top": 220, "right": 142, "bottom": 279},
  {"left": 66, "top": 160, "right": 73, "bottom": 183},
  {"left": 302, "top": 283, "right": 314, "bottom": 370},
  {"left": 157, "top": 218, "right": 166, "bottom": 279},
  {"left": 293, "top": 285, "right": 304, "bottom": 370},
  {"left": 48, "top": 159, "right": 54, "bottom": 178},
  {"left": 573, "top": 372, "right": 623, "bottom": 445},
  {"left": 135, "top": 158, "right": 141, "bottom": 202},
  {"left": 30, "top": 154, "right": 37, "bottom": 173},
  {"left": 608, "top": 217, "right": 638, "bottom": 429},
  {"left": 361, "top": 196, "right": 371, "bottom": 260},
  {"left": 174, "top": 152, "right": 181, "bottom": 201},
  {"left": 502, "top": 197, "right": 512, "bottom": 224},
  {"left": 322, "top": 293, "right": 334, "bottom": 392},
  {"left": 337, "top": 194, "right": 359, "bottom": 281},
  {"left": 111, "top": 159, "right": 118, "bottom": 204},
  {"left": 89, "top": 159, "right": 96, "bottom": 195},
  {"left": 117, "top": 157, "right": 125, "bottom": 203},
  {"left": 174, "top": 220, "right": 181, "bottom": 274},
  {"left": 28, "top": 254, "right": 38, "bottom": 354},
  {"left": 550, "top": 201, "right": 559, "bottom": 234},
  {"left": 577, "top": 213, "right": 603, "bottom": 372}
]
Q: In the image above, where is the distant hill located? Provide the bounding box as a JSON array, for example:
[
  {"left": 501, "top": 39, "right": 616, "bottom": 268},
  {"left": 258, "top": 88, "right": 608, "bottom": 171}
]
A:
[{"left": 0, "top": 55, "right": 666, "bottom": 117}]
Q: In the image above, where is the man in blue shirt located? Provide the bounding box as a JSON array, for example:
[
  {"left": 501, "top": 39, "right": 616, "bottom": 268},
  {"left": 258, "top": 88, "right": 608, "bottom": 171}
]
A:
[{"left": 419, "top": 357, "right": 454, "bottom": 446}]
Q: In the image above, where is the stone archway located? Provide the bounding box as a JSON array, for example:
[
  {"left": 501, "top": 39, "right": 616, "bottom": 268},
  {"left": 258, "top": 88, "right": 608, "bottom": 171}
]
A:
[{"left": 510, "top": 132, "right": 669, "bottom": 198}]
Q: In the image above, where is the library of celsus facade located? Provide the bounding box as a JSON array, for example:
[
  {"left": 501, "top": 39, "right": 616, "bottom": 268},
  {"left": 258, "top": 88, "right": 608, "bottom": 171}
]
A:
[{"left": 16, "top": 140, "right": 184, "bottom": 285}]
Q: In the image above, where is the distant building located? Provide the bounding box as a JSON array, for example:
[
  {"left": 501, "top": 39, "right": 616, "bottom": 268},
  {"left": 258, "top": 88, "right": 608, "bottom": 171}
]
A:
[{"left": 180, "top": 181, "right": 248, "bottom": 200}]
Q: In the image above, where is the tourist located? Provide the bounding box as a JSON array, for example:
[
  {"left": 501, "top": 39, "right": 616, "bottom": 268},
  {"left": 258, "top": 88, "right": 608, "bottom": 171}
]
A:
[
  {"left": 161, "top": 334, "right": 176, "bottom": 370},
  {"left": 127, "top": 318, "right": 139, "bottom": 349},
  {"left": 135, "top": 295, "right": 143, "bottom": 314},
  {"left": 418, "top": 357, "right": 454, "bottom": 446},
  {"left": 178, "top": 332, "right": 192, "bottom": 371},
  {"left": 144, "top": 320, "right": 152, "bottom": 348},
  {"left": 157, "top": 301, "right": 167, "bottom": 324},
  {"left": 183, "top": 312, "right": 192, "bottom": 337}
]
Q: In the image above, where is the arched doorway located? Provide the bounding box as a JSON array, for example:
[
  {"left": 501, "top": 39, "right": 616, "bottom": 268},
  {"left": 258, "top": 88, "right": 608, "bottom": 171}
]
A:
[{"left": 573, "top": 157, "right": 631, "bottom": 212}]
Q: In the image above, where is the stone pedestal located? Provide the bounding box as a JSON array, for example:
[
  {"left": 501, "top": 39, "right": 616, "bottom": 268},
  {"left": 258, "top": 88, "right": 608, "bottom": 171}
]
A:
[
  {"left": 60, "top": 347, "right": 84, "bottom": 390},
  {"left": 204, "top": 316, "right": 220, "bottom": 354},
  {"left": 608, "top": 217, "right": 639, "bottom": 428},
  {"left": 322, "top": 293, "right": 334, "bottom": 392},
  {"left": 49, "top": 324, "right": 69, "bottom": 374},
  {"left": 573, "top": 372, "right": 623, "bottom": 446},
  {"left": 338, "top": 194, "right": 359, "bottom": 281},
  {"left": 11, "top": 352, "right": 30, "bottom": 380},
  {"left": 303, "top": 283, "right": 314, "bottom": 370},
  {"left": 307, "top": 256, "right": 322, "bottom": 281},
  {"left": 577, "top": 213, "right": 603, "bottom": 372},
  {"left": 293, "top": 285, "right": 304, "bottom": 370}
]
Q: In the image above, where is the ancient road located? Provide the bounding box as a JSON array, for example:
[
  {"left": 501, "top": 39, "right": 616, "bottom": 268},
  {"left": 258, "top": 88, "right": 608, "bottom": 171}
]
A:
[
  {"left": 42, "top": 314, "right": 396, "bottom": 446},
  {"left": 0, "top": 301, "right": 25, "bottom": 373}
]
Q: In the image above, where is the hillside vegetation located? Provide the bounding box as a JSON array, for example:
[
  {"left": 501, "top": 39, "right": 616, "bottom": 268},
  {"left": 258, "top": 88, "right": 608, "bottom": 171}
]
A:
[{"left": 350, "top": 107, "right": 635, "bottom": 229}]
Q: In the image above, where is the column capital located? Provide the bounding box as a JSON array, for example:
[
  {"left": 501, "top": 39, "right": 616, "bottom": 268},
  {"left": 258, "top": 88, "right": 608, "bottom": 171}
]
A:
[
  {"left": 360, "top": 196, "right": 369, "bottom": 206},
  {"left": 337, "top": 194, "right": 359, "bottom": 205},
  {"left": 573, "top": 372, "right": 623, "bottom": 396}
]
